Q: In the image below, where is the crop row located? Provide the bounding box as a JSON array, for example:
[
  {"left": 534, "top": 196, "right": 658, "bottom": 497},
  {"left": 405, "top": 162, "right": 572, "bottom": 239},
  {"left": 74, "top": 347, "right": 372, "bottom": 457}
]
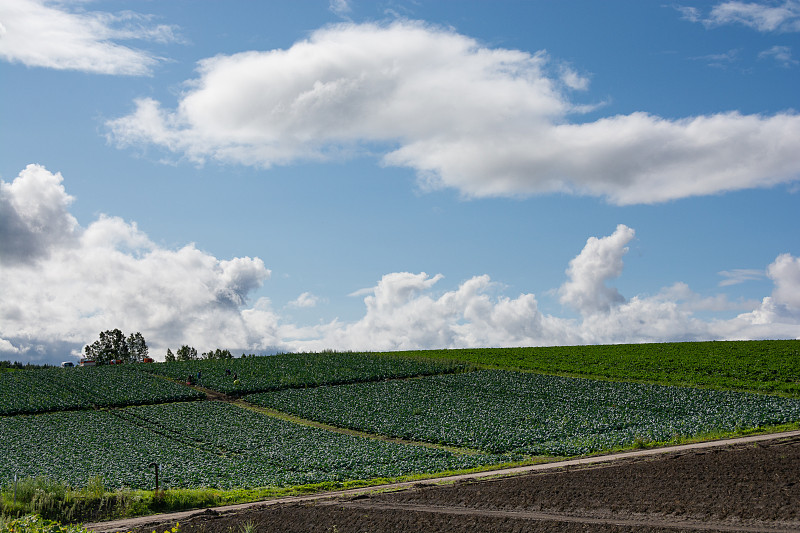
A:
[
  {"left": 246, "top": 370, "right": 800, "bottom": 456},
  {"left": 137, "top": 352, "right": 467, "bottom": 395},
  {"left": 0, "top": 401, "right": 503, "bottom": 490},
  {"left": 0, "top": 366, "right": 204, "bottom": 415}
]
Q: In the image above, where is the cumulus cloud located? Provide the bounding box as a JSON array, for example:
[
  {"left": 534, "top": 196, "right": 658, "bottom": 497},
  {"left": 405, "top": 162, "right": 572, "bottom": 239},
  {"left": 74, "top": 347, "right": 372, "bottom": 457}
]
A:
[
  {"left": 0, "top": 164, "right": 78, "bottom": 266},
  {"left": 0, "top": 0, "right": 180, "bottom": 75},
  {"left": 559, "top": 225, "right": 634, "bottom": 314},
  {"left": 107, "top": 21, "right": 800, "bottom": 205},
  {"left": 0, "top": 165, "right": 273, "bottom": 362},
  {"left": 288, "top": 292, "right": 320, "bottom": 308},
  {"left": 289, "top": 245, "right": 800, "bottom": 353},
  {"left": 292, "top": 272, "right": 575, "bottom": 352},
  {"left": 2, "top": 166, "right": 798, "bottom": 363}
]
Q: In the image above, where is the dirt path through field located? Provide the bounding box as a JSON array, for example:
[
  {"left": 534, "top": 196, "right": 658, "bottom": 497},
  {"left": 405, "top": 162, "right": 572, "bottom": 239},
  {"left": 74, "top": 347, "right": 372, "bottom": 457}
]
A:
[
  {"left": 85, "top": 429, "right": 800, "bottom": 532},
  {"left": 187, "top": 383, "right": 484, "bottom": 455}
]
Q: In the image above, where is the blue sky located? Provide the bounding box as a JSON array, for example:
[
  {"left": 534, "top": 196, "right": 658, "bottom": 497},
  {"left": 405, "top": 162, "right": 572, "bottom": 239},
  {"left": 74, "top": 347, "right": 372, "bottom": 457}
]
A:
[{"left": 1, "top": 0, "right": 799, "bottom": 364}]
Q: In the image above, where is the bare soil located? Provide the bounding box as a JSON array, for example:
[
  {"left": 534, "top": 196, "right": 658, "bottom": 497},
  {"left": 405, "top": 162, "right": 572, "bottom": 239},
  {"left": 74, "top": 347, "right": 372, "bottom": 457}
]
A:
[{"left": 118, "top": 434, "right": 800, "bottom": 533}]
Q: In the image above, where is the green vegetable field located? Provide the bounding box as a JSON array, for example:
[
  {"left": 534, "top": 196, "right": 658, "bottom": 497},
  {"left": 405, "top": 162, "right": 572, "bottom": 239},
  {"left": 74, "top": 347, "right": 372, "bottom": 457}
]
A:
[
  {"left": 247, "top": 370, "right": 800, "bottom": 456},
  {"left": 0, "top": 402, "right": 501, "bottom": 490},
  {"left": 136, "top": 351, "right": 467, "bottom": 395},
  {"left": 1, "top": 340, "right": 799, "bottom": 495},
  {"left": 0, "top": 366, "right": 203, "bottom": 415}
]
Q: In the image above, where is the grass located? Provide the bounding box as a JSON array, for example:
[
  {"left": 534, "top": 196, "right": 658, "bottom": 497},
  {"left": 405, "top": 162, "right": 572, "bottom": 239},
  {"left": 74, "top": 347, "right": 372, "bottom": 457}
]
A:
[
  {"left": 0, "top": 462, "right": 533, "bottom": 524},
  {"left": 379, "top": 340, "right": 800, "bottom": 396}
]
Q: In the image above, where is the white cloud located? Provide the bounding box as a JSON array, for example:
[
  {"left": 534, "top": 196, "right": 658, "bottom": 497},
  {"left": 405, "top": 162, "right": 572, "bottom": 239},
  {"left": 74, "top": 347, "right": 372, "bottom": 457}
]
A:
[
  {"left": 0, "top": 338, "right": 20, "bottom": 354},
  {"left": 0, "top": 164, "right": 78, "bottom": 266},
  {"left": 708, "top": 1, "right": 800, "bottom": 32},
  {"left": 0, "top": 0, "right": 179, "bottom": 75},
  {"left": 718, "top": 268, "right": 766, "bottom": 286},
  {"left": 288, "top": 292, "right": 320, "bottom": 308},
  {"left": 767, "top": 253, "right": 800, "bottom": 309},
  {"left": 676, "top": 5, "right": 703, "bottom": 22},
  {"left": 0, "top": 165, "right": 274, "bottom": 361},
  {"left": 329, "top": 0, "right": 352, "bottom": 17},
  {"left": 690, "top": 48, "right": 741, "bottom": 68},
  {"left": 559, "top": 224, "right": 634, "bottom": 314},
  {"left": 759, "top": 44, "right": 799, "bottom": 66},
  {"left": 559, "top": 64, "right": 590, "bottom": 91},
  {"left": 108, "top": 21, "right": 800, "bottom": 205},
  {"left": 678, "top": 1, "right": 800, "bottom": 32},
  {"left": 722, "top": 254, "right": 800, "bottom": 334},
  {"left": 291, "top": 272, "right": 576, "bottom": 351},
  {"left": 2, "top": 166, "right": 798, "bottom": 364}
]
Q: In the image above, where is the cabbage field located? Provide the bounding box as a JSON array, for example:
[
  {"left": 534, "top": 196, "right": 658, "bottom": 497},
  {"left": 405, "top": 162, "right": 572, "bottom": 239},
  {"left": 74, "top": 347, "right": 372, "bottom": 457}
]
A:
[
  {"left": 246, "top": 370, "right": 800, "bottom": 456},
  {"left": 135, "top": 351, "right": 467, "bottom": 395},
  {"left": 0, "top": 366, "right": 203, "bottom": 415},
  {"left": 2, "top": 342, "right": 799, "bottom": 492},
  {"left": 0, "top": 401, "right": 502, "bottom": 490}
]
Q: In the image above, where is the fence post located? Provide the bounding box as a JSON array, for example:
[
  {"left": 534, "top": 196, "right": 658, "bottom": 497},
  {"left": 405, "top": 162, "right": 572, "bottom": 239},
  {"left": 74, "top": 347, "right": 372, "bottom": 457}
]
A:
[{"left": 148, "top": 463, "right": 159, "bottom": 493}]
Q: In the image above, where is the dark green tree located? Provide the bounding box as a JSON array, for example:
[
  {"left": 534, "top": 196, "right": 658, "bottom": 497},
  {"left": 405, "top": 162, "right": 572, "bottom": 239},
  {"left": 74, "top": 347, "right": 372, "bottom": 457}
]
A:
[
  {"left": 84, "top": 329, "right": 128, "bottom": 364},
  {"left": 201, "top": 348, "right": 233, "bottom": 360},
  {"left": 176, "top": 345, "right": 198, "bottom": 361},
  {"left": 126, "top": 332, "right": 148, "bottom": 362},
  {"left": 84, "top": 329, "right": 148, "bottom": 364},
  {"left": 165, "top": 348, "right": 175, "bottom": 362}
]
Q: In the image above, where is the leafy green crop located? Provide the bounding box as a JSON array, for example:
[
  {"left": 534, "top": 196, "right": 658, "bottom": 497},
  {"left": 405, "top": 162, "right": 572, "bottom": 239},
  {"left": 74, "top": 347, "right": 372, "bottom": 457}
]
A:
[
  {"left": 0, "top": 366, "right": 203, "bottom": 415},
  {"left": 0, "top": 402, "right": 502, "bottom": 490},
  {"left": 247, "top": 370, "right": 800, "bottom": 456},
  {"left": 137, "top": 352, "right": 467, "bottom": 396},
  {"left": 378, "top": 340, "right": 800, "bottom": 395}
]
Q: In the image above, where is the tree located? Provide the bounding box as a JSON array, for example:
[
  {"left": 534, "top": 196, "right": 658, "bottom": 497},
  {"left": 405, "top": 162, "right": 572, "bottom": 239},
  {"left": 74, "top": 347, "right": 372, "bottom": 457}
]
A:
[
  {"left": 201, "top": 348, "right": 233, "bottom": 360},
  {"left": 127, "top": 332, "right": 148, "bottom": 362},
  {"left": 84, "top": 329, "right": 128, "bottom": 364},
  {"left": 176, "top": 345, "right": 198, "bottom": 361},
  {"left": 83, "top": 329, "right": 148, "bottom": 364},
  {"left": 165, "top": 348, "right": 175, "bottom": 362}
]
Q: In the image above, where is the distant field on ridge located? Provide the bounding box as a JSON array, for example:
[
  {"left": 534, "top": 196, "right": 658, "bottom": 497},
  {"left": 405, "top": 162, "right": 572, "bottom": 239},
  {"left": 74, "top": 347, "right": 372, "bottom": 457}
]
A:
[{"left": 378, "top": 340, "right": 800, "bottom": 396}]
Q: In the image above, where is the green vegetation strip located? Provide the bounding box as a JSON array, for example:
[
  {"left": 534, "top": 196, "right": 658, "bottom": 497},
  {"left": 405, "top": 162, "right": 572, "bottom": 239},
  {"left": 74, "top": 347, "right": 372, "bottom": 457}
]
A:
[
  {"left": 378, "top": 340, "right": 800, "bottom": 395},
  {"left": 247, "top": 369, "right": 800, "bottom": 456}
]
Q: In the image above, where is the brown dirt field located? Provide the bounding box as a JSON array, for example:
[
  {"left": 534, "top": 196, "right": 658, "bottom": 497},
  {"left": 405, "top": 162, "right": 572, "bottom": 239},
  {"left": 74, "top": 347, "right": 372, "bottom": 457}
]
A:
[{"left": 119, "top": 434, "right": 800, "bottom": 533}]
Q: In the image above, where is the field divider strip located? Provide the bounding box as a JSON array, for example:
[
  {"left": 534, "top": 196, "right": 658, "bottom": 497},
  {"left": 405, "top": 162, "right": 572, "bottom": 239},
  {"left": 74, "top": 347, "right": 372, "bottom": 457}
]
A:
[{"left": 228, "top": 396, "right": 487, "bottom": 456}]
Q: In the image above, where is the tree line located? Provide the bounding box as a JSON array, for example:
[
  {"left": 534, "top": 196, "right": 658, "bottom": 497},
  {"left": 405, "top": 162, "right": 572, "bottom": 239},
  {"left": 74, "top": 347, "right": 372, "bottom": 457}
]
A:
[{"left": 165, "top": 346, "right": 233, "bottom": 361}]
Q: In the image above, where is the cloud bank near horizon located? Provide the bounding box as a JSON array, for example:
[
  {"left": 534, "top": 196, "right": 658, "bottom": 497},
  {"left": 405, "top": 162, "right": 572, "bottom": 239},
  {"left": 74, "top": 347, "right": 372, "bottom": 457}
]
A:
[
  {"left": 107, "top": 20, "right": 800, "bottom": 205},
  {"left": 1, "top": 165, "right": 798, "bottom": 364}
]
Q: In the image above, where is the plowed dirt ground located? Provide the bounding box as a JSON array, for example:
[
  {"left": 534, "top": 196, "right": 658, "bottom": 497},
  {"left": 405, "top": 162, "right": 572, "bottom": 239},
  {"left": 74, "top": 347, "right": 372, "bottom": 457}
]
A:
[{"left": 108, "top": 432, "right": 800, "bottom": 533}]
